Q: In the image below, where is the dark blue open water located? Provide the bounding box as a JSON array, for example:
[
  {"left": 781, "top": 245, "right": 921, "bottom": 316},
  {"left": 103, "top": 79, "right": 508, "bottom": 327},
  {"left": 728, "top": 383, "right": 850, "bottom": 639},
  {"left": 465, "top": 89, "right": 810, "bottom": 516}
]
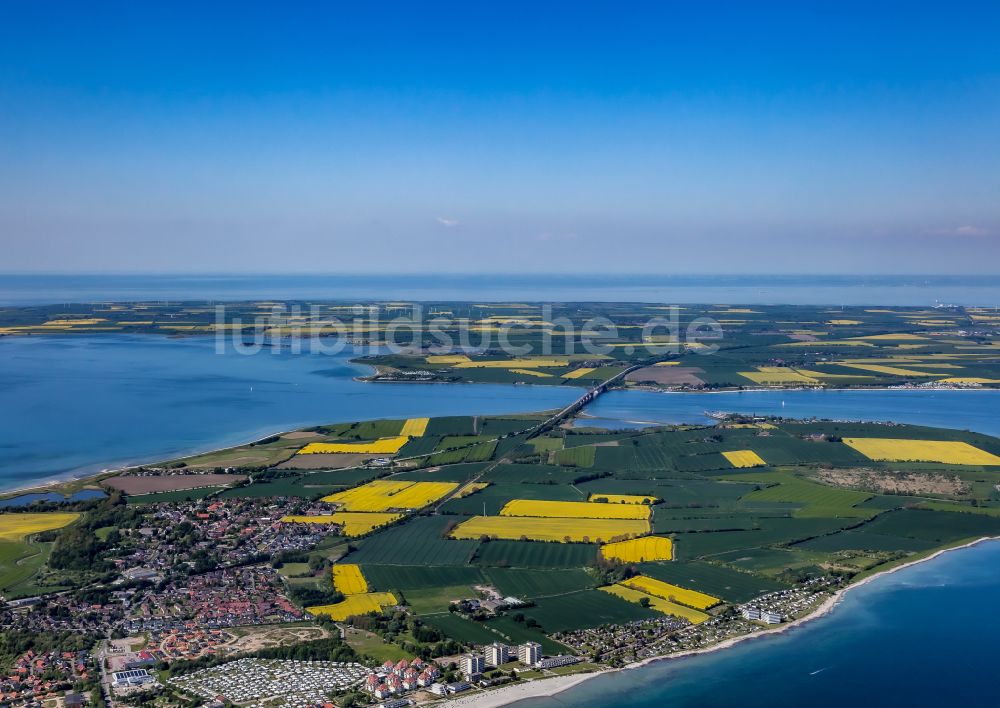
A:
[{"left": 514, "top": 538, "right": 1000, "bottom": 708}]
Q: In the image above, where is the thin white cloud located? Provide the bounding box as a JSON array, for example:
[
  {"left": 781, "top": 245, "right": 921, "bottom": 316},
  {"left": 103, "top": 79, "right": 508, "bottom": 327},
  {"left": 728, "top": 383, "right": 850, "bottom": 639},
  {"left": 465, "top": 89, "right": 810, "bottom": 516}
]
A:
[
  {"left": 931, "top": 224, "right": 991, "bottom": 237},
  {"left": 436, "top": 216, "right": 460, "bottom": 227}
]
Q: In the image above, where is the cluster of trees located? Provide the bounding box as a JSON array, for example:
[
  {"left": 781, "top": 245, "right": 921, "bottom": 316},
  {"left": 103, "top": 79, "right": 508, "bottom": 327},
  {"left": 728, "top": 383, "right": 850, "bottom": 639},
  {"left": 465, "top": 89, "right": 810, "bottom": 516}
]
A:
[
  {"left": 286, "top": 584, "right": 344, "bottom": 608},
  {"left": 0, "top": 629, "right": 97, "bottom": 675},
  {"left": 347, "top": 611, "right": 465, "bottom": 659},
  {"left": 48, "top": 525, "right": 109, "bottom": 572},
  {"left": 595, "top": 556, "right": 637, "bottom": 585}
]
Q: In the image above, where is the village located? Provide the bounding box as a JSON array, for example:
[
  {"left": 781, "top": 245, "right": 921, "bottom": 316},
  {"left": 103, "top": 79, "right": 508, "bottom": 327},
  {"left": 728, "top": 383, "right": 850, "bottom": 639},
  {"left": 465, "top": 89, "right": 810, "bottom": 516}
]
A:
[
  {"left": 556, "top": 577, "right": 841, "bottom": 666},
  {"left": 110, "top": 498, "right": 338, "bottom": 580},
  {"left": 0, "top": 649, "right": 92, "bottom": 707}
]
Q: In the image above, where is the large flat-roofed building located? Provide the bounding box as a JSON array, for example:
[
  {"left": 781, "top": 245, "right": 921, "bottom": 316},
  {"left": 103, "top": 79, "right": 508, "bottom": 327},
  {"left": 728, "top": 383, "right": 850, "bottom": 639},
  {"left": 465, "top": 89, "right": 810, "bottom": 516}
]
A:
[
  {"left": 537, "top": 655, "right": 579, "bottom": 669},
  {"left": 112, "top": 669, "right": 154, "bottom": 688}
]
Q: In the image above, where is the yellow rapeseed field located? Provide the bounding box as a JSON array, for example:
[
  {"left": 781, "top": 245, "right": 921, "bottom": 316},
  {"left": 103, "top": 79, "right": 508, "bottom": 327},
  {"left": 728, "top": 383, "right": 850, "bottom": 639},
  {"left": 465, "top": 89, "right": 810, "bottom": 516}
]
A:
[
  {"left": 499, "top": 499, "right": 650, "bottom": 520},
  {"left": 828, "top": 319, "right": 862, "bottom": 325},
  {"left": 280, "top": 512, "right": 402, "bottom": 536},
  {"left": 599, "top": 536, "right": 673, "bottom": 562},
  {"left": 738, "top": 368, "right": 819, "bottom": 385},
  {"left": 780, "top": 340, "right": 874, "bottom": 348},
  {"left": 510, "top": 368, "right": 554, "bottom": 378},
  {"left": 453, "top": 358, "right": 570, "bottom": 369},
  {"left": 0, "top": 512, "right": 80, "bottom": 542},
  {"left": 332, "top": 564, "right": 368, "bottom": 595},
  {"left": 561, "top": 367, "right": 595, "bottom": 379},
  {"left": 298, "top": 436, "right": 410, "bottom": 455},
  {"left": 321, "top": 480, "right": 458, "bottom": 511},
  {"left": 795, "top": 369, "right": 874, "bottom": 380},
  {"left": 939, "top": 377, "right": 1000, "bottom": 384},
  {"left": 842, "top": 438, "right": 1000, "bottom": 465},
  {"left": 400, "top": 417, "right": 430, "bottom": 437},
  {"left": 851, "top": 333, "right": 928, "bottom": 341},
  {"left": 722, "top": 450, "right": 767, "bottom": 468},
  {"left": 42, "top": 318, "right": 107, "bottom": 326},
  {"left": 425, "top": 354, "right": 472, "bottom": 365},
  {"left": 621, "top": 576, "right": 719, "bottom": 610},
  {"left": 450, "top": 516, "right": 649, "bottom": 543},
  {"left": 835, "top": 363, "right": 942, "bottom": 377},
  {"left": 307, "top": 592, "right": 398, "bottom": 621},
  {"left": 599, "top": 584, "right": 709, "bottom": 624},
  {"left": 587, "top": 493, "right": 657, "bottom": 505}
]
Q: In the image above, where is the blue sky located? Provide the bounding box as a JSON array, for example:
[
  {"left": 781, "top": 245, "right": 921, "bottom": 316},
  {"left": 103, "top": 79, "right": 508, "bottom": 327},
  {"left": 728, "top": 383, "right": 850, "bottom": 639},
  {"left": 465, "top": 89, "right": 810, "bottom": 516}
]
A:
[{"left": 1, "top": 1, "right": 998, "bottom": 274}]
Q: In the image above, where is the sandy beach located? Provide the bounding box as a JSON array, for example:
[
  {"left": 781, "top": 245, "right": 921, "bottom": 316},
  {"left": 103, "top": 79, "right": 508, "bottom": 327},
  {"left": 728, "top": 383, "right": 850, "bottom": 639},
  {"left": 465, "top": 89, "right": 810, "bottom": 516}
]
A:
[
  {"left": 442, "top": 672, "right": 603, "bottom": 708},
  {"left": 449, "top": 535, "right": 999, "bottom": 707}
]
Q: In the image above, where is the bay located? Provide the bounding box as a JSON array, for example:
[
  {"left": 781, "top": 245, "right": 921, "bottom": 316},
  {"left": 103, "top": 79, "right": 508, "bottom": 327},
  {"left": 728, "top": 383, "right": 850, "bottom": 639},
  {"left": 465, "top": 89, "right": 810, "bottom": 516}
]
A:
[{"left": 0, "top": 335, "right": 577, "bottom": 492}]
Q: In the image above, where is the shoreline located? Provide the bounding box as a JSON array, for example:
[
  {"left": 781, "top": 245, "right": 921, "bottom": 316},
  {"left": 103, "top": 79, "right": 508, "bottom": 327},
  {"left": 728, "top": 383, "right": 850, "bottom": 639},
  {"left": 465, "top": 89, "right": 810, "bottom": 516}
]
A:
[
  {"left": 472, "top": 535, "right": 999, "bottom": 708},
  {"left": 0, "top": 426, "right": 304, "bottom": 499},
  {"left": 3, "top": 385, "right": 998, "bottom": 501}
]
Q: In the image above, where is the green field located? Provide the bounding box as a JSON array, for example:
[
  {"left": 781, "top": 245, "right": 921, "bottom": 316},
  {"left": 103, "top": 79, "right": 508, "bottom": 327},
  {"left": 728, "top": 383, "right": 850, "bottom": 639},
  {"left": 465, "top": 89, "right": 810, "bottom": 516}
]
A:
[
  {"left": 863, "top": 509, "right": 1000, "bottom": 543},
  {"left": 482, "top": 568, "right": 596, "bottom": 598},
  {"left": 794, "top": 530, "right": 936, "bottom": 553},
  {"left": 473, "top": 541, "right": 598, "bottom": 568},
  {"left": 347, "top": 517, "right": 480, "bottom": 565},
  {"left": 552, "top": 446, "right": 596, "bottom": 467},
  {"left": 125, "top": 487, "right": 224, "bottom": 504},
  {"left": 637, "top": 560, "right": 788, "bottom": 603},
  {"left": 673, "top": 517, "right": 858, "bottom": 559},
  {"left": 404, "top": 584, "right": 482, "bottom": 614},
  {"left": 422, "top": 613, "right": 504, "bottom": 644},
  {"left": 361, "top": 564, "right": 486, "bottom": 591},
  {"left": 731, "top": 471, "right": 874, "bottom": 518},
  {"left": 521, "top": 589, "right": 660, "bottom": 631},
  {"left": 0, "top": 539, "right": 55, "bottom": 598}
]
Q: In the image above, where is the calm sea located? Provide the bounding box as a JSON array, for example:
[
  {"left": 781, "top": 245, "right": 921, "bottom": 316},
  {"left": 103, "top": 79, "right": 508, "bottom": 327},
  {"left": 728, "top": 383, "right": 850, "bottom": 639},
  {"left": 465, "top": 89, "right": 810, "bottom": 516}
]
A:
[
  {"left": 0, "top": 335, "right": 577, "bottom": 492},
  {"left": 513, "top": 538, "right": 1000, "bottom": 708},
  {"left": 581, "top": 388, "right": 1000, "bottom": 437},
  {"left": 3, "top": 273, "right": 1000, "bottom": 306}
]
